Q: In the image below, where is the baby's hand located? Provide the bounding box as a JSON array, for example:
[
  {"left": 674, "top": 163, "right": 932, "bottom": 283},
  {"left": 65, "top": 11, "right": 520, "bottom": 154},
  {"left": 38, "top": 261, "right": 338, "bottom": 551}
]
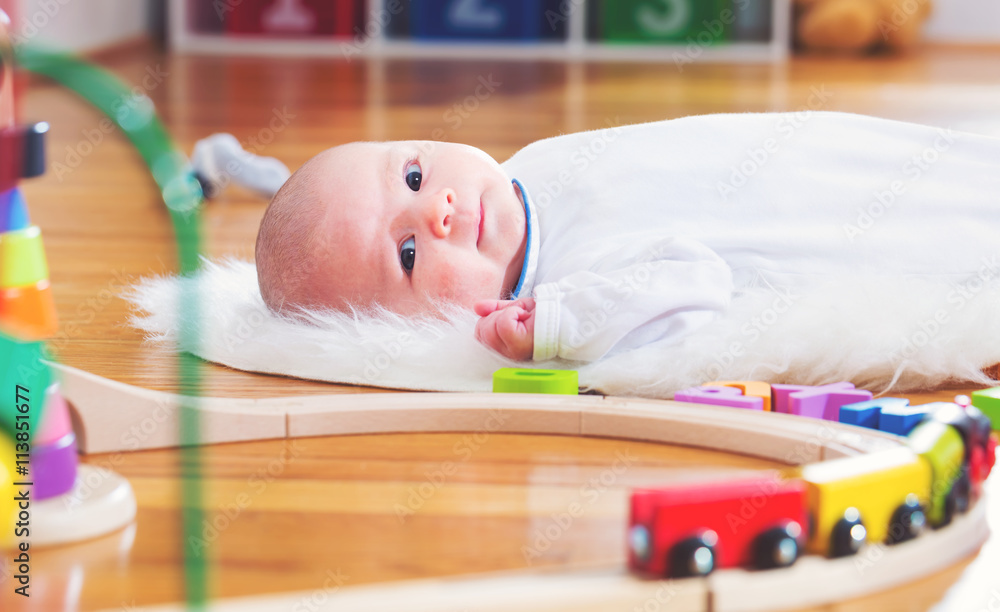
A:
[{"left": 474, "top": 298, "right": 536, "bottom": 361}]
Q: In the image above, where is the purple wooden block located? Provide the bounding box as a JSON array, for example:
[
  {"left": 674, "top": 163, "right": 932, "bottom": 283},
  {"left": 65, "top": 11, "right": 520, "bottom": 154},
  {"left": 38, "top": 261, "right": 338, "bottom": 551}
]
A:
[
  {"left": 771, "top": 384, "right": 811, "bottom": 414},
  {"left": 790, "top": 386, "right": 874, "bottom": 421},
  {"left": 771, "top": 382, "right": 855, "bottom": 414},
  {"left": 31, "top": 431, "right": 79, "bottom": 501},
  {"left": 674, "top": 386, "right": 764, "bottom": 410}
]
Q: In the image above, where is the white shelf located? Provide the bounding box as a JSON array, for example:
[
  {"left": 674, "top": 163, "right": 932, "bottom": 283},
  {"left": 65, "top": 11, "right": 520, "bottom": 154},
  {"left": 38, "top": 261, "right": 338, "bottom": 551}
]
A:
[{"left": 169, "top": 0, "right": 790, "bottom": 63}]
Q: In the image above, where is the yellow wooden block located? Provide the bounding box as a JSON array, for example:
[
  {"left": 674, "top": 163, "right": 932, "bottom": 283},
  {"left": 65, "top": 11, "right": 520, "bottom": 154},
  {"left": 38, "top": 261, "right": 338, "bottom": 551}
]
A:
[
  {"left": 705, "top": 380, "right": 772, "bottom": 411},
  {"left": 797, "top": 447, "right": 931, "bottom": 554}
]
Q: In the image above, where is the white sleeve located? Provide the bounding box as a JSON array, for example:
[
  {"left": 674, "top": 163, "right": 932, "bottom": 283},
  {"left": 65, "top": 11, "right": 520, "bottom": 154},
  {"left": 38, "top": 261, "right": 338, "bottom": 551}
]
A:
[{"left": 531, "top": 237, "right": 733, "bottom": 362}]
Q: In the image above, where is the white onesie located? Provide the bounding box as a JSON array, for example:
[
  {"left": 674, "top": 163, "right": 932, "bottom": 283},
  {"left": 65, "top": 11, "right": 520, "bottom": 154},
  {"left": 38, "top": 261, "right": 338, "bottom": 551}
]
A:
[{"left": 501, "top": 112, "right": 1000, "bottom": 362}]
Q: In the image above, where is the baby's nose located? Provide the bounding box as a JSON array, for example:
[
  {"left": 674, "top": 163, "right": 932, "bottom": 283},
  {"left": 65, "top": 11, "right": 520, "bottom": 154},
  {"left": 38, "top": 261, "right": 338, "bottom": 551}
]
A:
[{"left": 425, "top": 188, "right": 456, "bottom": 239}]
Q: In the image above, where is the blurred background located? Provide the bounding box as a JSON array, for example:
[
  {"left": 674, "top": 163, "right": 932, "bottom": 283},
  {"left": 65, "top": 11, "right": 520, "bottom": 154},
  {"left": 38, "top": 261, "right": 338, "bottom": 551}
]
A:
[{"left": 3, "top": 0, "right": 1000, "bottom": 54}]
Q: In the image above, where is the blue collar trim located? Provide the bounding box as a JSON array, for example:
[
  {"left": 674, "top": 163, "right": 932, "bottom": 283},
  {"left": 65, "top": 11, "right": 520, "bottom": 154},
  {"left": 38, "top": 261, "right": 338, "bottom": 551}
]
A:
[{"left": 511, "top": 178, "right": 532, "bottom": 298}]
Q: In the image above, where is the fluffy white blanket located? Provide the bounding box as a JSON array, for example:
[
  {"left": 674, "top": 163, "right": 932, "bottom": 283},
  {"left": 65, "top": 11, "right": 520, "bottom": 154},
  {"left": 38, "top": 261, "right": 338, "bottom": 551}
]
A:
[{"left": 126, "top": 258, "right": 1000, "bottom": 398}]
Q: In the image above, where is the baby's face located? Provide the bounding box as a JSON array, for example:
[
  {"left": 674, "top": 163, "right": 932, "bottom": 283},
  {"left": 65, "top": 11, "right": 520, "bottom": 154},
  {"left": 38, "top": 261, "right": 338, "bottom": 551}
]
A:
[{"left": 306, "top": 140, "right": 527, "bottom": 315}]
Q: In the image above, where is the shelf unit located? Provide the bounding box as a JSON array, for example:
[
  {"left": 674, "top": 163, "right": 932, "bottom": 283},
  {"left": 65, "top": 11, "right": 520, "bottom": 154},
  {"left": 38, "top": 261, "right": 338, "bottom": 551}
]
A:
[{"left": 169, "top": 0, "right": 790, "bottom": 63}]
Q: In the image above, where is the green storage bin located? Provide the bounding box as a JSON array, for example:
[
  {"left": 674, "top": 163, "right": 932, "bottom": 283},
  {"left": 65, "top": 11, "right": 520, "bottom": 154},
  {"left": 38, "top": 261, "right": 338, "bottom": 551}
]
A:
[{"left": 600, "top": 0, "right": 733, "bottom": 43}]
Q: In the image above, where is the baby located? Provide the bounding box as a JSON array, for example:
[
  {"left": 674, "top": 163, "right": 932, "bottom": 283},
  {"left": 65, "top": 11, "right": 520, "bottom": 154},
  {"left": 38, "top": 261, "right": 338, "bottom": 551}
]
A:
[{"left": 255, "top": 112, "right": 1000, "bottom": 363}]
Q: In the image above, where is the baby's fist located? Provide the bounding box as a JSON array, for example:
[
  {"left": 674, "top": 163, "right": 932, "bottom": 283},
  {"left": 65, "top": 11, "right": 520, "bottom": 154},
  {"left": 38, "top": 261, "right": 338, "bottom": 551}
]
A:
[{"left": 474, "top": 298, "right": 536, "bottom": 361}]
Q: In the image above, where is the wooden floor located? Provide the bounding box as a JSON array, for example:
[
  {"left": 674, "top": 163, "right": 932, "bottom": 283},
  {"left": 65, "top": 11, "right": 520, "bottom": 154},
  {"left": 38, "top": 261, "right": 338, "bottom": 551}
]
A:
[{"left": 3, "top": 41, "right": 1000, "bottom": 610}]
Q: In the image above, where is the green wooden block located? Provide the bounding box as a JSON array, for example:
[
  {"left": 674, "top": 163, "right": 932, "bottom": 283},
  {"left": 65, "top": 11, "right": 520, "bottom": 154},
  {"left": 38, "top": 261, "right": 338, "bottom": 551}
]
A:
[
  {"left": 600, "top": 0, "right": 733, "bottom": 43},
  {"left": 0, "top": 331, "right": 51, "bottom": 439},
  {"left": 493, "top": 368, "right": 578, "bottom": 395},
  {"left": 971, "top": 387, "right": 1000, "bottom": 430}
]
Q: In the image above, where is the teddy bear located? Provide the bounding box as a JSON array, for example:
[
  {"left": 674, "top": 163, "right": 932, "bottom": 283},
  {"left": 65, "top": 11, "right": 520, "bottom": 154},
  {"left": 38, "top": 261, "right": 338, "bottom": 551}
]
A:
[{"left": 793, "top": 0, "right": 932, "bottom": 54}]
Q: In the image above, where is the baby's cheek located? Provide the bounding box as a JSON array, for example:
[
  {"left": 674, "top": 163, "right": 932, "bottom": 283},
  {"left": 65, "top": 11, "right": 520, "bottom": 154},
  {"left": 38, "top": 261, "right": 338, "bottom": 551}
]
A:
[{"left": 434, "top": 259, "right": 490, "bottom": 305}]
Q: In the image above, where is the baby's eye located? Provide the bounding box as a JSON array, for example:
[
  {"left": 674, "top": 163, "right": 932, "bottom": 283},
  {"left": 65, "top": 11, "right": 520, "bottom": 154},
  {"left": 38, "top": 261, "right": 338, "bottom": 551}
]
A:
[
  {"left": 405, "top": 162, "right": 422, "bottom": 192},
  {"left": 400, "top": 236, "right": 416, "bottom": 274}
]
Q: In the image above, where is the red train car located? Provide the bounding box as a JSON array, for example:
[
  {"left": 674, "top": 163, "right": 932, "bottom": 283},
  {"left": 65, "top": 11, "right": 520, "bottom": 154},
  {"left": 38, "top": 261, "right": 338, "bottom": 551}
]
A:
[{"left": 628, "top": 475, "right": 808, "bottom": 577}]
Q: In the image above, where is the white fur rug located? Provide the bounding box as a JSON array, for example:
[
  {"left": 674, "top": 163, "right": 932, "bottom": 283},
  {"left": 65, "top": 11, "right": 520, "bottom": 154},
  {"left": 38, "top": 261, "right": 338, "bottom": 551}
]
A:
[{"left": 126, "top": 258, "right": 1000, "bottom": 398}]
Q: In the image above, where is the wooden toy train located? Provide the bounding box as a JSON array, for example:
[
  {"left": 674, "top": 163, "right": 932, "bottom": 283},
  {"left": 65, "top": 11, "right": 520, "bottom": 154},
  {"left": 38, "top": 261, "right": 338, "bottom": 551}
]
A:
[{"left": 627, "top": 381, "right": 999, "bottom": 578}]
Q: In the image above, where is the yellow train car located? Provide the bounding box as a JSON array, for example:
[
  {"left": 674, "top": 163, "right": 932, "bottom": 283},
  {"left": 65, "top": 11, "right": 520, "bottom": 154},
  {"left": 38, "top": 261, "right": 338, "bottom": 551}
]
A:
[
  {"left": 908, "top": 419, "right": 967, "bottom": 526},
  {"left": 797, "top": 447, "right": 931, "bottom": 556}
]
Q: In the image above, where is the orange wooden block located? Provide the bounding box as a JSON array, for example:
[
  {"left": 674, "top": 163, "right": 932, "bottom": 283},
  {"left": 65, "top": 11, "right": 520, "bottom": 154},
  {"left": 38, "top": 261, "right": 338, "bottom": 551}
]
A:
[
  {"left": 0, "top": 278, "right": 58, "bottom": 339},
  {"left": 705, "top": 380, "right": 772, "bottom": 412}
]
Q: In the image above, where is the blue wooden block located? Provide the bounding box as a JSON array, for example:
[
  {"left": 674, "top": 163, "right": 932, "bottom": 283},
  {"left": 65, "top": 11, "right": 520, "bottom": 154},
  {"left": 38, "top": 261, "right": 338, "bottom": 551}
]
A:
[
  {"left": 838, "top": 397, "right": 909, "bottom": 430},
  {"left": 879, "top": 402, "right": 932, "bottom": 436}
]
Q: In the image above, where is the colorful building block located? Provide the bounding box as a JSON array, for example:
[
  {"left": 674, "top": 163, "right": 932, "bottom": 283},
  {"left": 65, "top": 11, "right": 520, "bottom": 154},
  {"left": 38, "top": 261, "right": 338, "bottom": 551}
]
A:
[
  {"left": 492, "top": 368, "right": 578, "bottom": 394},
  {"left": 772, "top": 382, "right": 864, "bottom": 419},
  {"left": 675, "top": 385, "right": 764, "bottom": 410},
  {"left": 0, "top": 331, "right": 51, "bottom": 438},
  {"left": 36, "top": 385, "right": 73, "bottom": 446},
  {"left": 0, "top": 278, "right": 59, "bottom": 339},
  {"left": 0, "top": 225, "right": 49, "bottom": 288},
  {"left": 704, "top": 380, "right": 772, "bottom": 411},
  {"left": 838, "top": 397, "right": 910, "bottom": 430},
  {"left": 0, "top": 188, "right": 30, "bottom": 232},
  {"left": 971, "top": 387, "right": 1000, "bottom": 431},
  {"left": 31, "top": 430, "right": 78, "bottom": 501},
  {"left": 879, "top": 403, "right": 932, "bottom": 436},
  {"left": 789, "top": 385, "right": 873, "bottom": 422}
]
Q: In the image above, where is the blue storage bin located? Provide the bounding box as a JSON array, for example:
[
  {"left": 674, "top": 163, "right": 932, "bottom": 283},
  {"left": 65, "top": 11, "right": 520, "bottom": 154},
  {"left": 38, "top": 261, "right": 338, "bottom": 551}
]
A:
[{"left": 409, "top": 0, "right": 567, "bottom": 41}]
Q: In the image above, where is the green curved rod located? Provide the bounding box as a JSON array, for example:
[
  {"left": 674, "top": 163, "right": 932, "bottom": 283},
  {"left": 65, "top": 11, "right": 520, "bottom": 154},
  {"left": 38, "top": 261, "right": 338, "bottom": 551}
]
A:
[{"left": 16, "top": 45, "right": 207, "bottom": 609}]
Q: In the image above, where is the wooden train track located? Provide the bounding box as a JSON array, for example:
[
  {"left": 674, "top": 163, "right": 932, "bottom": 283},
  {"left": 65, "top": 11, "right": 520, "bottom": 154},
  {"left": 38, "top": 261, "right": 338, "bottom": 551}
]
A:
[{"left": 48, "top": 362, "right": 989, "bottom": 611}]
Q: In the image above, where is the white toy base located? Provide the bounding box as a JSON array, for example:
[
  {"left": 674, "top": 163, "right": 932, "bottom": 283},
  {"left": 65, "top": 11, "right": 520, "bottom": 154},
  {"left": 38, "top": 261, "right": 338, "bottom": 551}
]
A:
[{"left": 33, "top": 465, "right": 137, "bottom": 547}]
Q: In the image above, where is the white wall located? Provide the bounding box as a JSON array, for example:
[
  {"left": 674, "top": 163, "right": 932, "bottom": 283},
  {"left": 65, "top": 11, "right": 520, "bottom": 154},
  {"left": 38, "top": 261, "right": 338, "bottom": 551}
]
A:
[
  {"left": 13, "top": 0, "right": 152, "bottom": 52},
  {"left": 924, "top": 0, "right": 1000, "bottom": 43}
]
